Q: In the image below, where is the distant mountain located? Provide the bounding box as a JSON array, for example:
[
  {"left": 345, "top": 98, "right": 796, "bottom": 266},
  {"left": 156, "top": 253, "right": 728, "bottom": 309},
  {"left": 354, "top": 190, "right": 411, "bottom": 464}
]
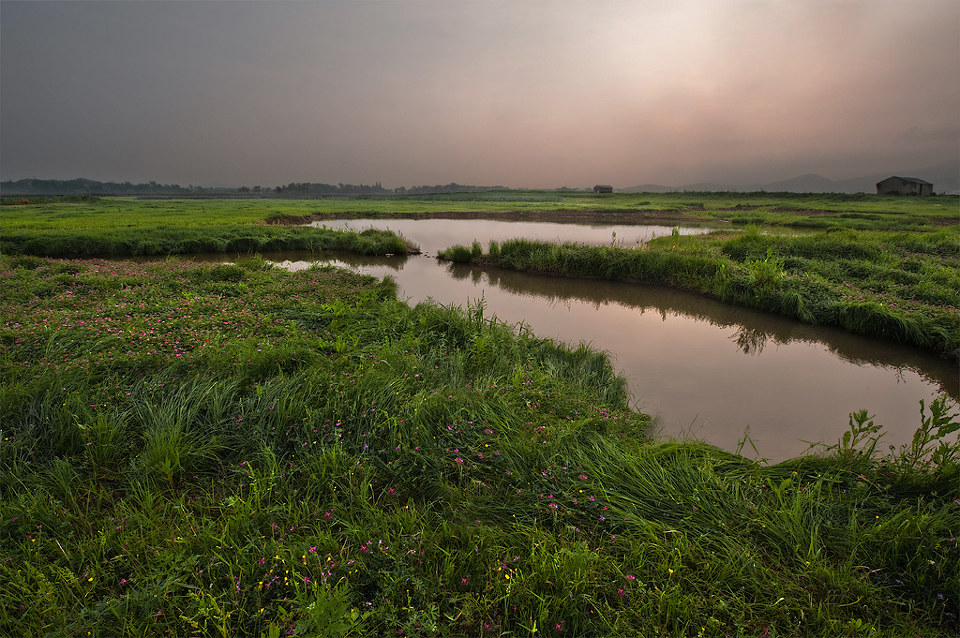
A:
[
  {"left": 760, "top": 174, "right": 839, "bottom": 193},
  {"left": 618, "top": 183, "right": 678, "bottom": 193},
  {"left": 620, "top": 160, "right": 959, "bottom": 194}
]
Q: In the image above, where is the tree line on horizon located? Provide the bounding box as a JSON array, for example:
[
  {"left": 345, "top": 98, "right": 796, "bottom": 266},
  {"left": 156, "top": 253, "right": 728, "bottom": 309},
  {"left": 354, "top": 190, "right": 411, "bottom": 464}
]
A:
[{"left": 1, "top": 178, "right": 509, "bottom": 197}]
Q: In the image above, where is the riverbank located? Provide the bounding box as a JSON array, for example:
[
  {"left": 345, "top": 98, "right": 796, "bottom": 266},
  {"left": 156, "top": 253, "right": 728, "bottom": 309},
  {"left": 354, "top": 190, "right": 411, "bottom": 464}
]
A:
[
  {"left": 438, "top": 227, "right": 960, "bottom": 359},
  {"left": 1, "top": 256, "right": 957, "bottom": 636}
]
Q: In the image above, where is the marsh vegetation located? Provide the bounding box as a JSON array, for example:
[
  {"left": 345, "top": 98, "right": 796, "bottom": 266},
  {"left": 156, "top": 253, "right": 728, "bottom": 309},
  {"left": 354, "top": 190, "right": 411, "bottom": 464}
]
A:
[{"left": 1, "top": 192, "right": 958, "bottom": 636}]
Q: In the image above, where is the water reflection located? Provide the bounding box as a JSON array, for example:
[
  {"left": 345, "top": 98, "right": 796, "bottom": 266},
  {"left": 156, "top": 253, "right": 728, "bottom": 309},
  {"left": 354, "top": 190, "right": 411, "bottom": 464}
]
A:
[
  {"left": 175, "top": 249, "right": 410, "bottom": 271},
  {"left": 266, "top": 250, "right": 409, "bottom": 272},
  {"left": 311, "top": 218, "right": 713, "bottom": 255},
  {"left": 732, "top": 325, "right": 773, "bottom": 356},
  {"left": 446, "top": 262, "right": 958, "bottom": 397}
]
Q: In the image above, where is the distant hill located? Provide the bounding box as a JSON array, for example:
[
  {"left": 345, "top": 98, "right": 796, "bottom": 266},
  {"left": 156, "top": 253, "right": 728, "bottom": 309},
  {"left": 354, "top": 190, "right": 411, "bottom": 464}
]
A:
[
  {"left": 761, "top": 174, "right": 839, "bottom": 193},
  {"left": 618, "top": 183, "right": 678, "bottom": 193},
  {"left": 622, "top": 160, "right": 959, "bottom": 194}
]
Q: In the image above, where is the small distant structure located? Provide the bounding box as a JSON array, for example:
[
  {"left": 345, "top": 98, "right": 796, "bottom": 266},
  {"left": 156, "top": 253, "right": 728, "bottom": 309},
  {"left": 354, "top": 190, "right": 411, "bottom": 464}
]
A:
[
  {"left": 593, "top": 184, "right": 613, "bottom": 194},
  {"left": 876, "top": 176, "right": 933, "bottom": 196}
]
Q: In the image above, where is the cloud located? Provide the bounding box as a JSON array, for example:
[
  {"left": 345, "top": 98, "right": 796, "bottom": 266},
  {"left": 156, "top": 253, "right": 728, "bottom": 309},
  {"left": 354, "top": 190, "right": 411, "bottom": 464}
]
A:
[{"left": 2, "top": 0, "right": 957, "bottom": 187}]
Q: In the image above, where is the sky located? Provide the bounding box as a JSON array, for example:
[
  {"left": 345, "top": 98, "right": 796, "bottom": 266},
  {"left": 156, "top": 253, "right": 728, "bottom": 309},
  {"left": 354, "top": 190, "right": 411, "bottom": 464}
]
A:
[{"left": 2, "top": 0, "right": 958, "bottom": 189}]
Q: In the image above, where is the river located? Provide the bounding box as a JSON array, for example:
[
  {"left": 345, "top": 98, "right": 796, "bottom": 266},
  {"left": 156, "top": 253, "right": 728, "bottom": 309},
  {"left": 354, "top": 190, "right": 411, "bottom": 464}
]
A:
[{"left": 251, "top": 217, "right": 958, "bottom": 462}]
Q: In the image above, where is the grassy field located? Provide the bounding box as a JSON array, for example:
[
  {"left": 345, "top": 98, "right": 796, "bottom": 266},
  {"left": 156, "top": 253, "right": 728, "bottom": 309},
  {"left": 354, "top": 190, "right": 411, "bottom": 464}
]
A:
[
  {"left": 2, "top": 191, "right": 957, "bottom": 231},
  {"left": 1, "top": 194, "right": 958, "bottom": 635},
  {"left": 1, "top": 255, "right": 958, "bottom": 637},
  {"left": 0, "top": 198, "right": 420, "bottom": 257}
]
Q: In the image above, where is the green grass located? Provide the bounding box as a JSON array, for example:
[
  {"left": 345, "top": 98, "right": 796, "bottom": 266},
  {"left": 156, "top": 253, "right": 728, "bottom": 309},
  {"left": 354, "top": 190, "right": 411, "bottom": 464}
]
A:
[
  {"left": 1, "top": 256, "right": 958, "bottom": 637},
  {"left": 438, "top": 226, "right": 960, "bottom": 357},
  {"left": 0, "top": 199, "right": 418, "bottom": 257},
  {"left": 2, "top": 191, "right": 957, "bottom": 231}
]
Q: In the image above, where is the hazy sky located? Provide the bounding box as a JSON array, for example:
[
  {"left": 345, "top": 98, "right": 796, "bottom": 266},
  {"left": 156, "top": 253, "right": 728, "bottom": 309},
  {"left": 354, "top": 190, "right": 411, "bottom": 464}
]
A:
[{"left": 2, "top": 0, "right": 958, "bottom": 188}]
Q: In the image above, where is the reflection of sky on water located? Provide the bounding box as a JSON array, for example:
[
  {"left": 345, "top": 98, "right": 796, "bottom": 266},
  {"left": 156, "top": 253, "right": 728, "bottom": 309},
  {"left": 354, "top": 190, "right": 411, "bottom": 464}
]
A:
[{"left": 310, "top": 218, "right": 711, "bottom": 256}]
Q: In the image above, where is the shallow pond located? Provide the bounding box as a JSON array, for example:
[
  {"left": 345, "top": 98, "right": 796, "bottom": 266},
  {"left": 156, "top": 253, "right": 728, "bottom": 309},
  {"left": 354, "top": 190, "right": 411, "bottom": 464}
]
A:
[{"left": 262, "top": 218, "right": 957, "bottom": 461}]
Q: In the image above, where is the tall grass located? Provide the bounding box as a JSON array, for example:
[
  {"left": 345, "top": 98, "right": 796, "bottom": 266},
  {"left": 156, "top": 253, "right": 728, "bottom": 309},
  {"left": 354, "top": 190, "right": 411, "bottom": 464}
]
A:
[{"left": 1, "top": 255, "right": 957, "bottom": 636}]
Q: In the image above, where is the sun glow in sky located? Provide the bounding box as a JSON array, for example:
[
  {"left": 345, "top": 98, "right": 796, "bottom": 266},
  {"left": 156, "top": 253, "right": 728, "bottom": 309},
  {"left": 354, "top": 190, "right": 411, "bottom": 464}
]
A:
[{"left": 2, "top": 0, "right": 957, "bottom": 188}]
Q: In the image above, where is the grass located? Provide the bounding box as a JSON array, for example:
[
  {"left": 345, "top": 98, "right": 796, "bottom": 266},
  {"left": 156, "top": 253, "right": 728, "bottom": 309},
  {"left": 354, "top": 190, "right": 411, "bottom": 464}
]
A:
[
  {"left": 1, "top": 255, "right": 958, "bottom": 637},
  {"left": 2, "top": 191, "right": 957, "bottom": 233},
  {"left": 0, "top": 199, "right": 417, "bottom": 258},
  {"left": 438, "top": 226, "right": 960, "bottom": 358}
]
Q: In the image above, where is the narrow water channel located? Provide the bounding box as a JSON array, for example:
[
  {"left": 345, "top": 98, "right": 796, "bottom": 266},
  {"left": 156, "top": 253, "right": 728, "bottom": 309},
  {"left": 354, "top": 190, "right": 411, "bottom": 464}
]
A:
[{"left": 260, "top": 218, "right": 956, "bottom": 461}]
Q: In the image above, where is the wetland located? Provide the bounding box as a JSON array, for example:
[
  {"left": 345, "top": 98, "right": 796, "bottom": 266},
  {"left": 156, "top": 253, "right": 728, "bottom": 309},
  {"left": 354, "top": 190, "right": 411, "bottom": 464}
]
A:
[{"left": 1, "top": 193, "right": 958, "bottom": 636}]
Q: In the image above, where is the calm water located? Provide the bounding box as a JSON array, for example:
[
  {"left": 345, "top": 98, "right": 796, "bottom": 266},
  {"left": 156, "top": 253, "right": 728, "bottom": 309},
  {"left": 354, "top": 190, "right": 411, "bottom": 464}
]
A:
[
  {"left": 252, "top": 218, "right": 957, "bottom": 461},
  {"left": 311, "top": 218, "right": 711, "bottom": 255}
]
